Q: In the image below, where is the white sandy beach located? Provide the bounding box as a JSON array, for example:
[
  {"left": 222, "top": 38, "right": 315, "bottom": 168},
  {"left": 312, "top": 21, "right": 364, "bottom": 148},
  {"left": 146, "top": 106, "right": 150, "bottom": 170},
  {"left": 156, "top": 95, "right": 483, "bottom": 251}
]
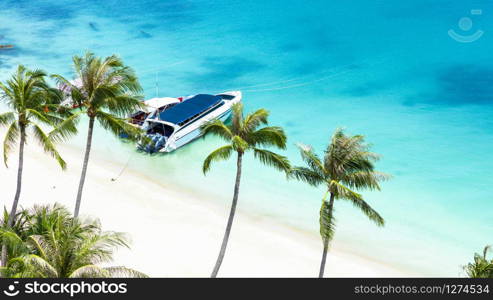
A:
[{"left": 0, "top": 140, "right": 414, "bottom": 277}]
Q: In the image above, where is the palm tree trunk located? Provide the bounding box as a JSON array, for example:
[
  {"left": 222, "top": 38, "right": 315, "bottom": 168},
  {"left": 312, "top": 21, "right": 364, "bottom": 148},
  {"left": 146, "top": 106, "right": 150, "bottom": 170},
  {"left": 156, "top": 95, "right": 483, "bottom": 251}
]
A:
[
  {"left": 74, "top": 116, "right": 95, "bottom": 218},
  {"left": 319, "top": 240, "right": 329, "bottom": 278},
  {"left": 211, "top": 152, "right": 243, "bottom": 278},
  {"left": 1, "top": 126, "right": 26, "bottom": 267},
  {"left": 319, "top": 193, "right": 335, "bottom": 278}
]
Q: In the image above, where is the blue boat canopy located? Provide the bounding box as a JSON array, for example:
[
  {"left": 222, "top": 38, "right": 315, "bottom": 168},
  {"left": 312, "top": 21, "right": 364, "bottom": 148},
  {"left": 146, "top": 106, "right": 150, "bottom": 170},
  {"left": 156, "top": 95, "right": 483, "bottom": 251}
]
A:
[{"left": 153, "top": 94, "right": 222, "bottom": 125}]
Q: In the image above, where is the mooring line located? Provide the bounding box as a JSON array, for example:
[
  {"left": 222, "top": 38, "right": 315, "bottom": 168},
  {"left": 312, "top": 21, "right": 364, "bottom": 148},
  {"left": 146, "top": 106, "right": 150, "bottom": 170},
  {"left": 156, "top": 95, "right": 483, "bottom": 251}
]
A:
[{"left": 111, "top": 152, "right": 135, "bottom": 182}]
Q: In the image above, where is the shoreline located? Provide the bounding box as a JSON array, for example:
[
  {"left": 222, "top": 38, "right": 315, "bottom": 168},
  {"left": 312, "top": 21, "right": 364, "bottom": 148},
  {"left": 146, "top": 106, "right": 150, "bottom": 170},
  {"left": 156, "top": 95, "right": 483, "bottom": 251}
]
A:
[{"left": 0, "top": 139, "right": 418, "bottom": 277}]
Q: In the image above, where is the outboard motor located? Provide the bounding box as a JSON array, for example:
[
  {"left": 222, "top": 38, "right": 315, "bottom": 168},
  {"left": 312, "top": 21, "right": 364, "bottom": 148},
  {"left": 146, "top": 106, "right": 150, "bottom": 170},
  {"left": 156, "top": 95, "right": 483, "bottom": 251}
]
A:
[
  {"left": 154, "top": 135, "right": 167, "bottom": 150},
  {"left": 143, "top": 133, "right": 167, "bottom": 153}
]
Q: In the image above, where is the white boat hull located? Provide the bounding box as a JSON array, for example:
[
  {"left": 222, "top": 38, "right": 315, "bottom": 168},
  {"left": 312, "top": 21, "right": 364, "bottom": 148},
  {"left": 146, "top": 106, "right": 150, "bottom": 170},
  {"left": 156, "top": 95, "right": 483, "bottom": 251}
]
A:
[
  {"left": 140, "top": 91, "right": 242, "bottom": 153},
  {"left": 162, "top": 108, "right": 232, "bottom": 152}
]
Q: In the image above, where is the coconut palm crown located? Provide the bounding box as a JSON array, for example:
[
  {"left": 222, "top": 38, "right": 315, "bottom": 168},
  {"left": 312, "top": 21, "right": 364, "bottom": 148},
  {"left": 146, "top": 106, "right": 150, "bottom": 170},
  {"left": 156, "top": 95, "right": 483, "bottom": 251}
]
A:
[
  {"left": 0, "top": 204, "right": 147, "bottom": 278},
  {"left": 202, "top": 103, "right": 290, "bottom": 277},
  {"left": 290, "top": 128, "right": 390, "bottom": 277},
  {"left": 51, "top": 51, "right": 144, "bottom": 217},
  {"left": 464, "top": 245, "right": 493, "bottom": 278}
]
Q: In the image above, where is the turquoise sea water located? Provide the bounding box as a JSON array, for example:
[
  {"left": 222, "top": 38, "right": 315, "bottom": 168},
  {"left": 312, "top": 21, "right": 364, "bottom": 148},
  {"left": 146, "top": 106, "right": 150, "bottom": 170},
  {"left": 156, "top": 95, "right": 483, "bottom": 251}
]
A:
[{"left": 1, "top": 0, "right": 492, "bottom": 275}]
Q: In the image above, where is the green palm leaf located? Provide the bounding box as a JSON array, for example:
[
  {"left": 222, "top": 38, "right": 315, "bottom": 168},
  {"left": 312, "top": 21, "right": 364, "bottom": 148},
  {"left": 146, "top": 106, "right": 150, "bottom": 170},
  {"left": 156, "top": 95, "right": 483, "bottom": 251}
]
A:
[
  {"left": 103, "top": 266, "right": 149, "bottom": 278},
  {"left": 48, "top": 111, "right": 82, "bottom": 143},
  {"left": 243, "top": 108, "right": 269, "bottom": 132},
  {"left": 230, "top": 102, "right": 244, "bottom": 134},
  {"left": 289, "top": 166, "right": 325, "bottom": 187},
  {"left": 330, "top": 181, "right": 384, "bottom": 226},
  {"left": 31, "top": 124, "right": 66, "bottom": 170},
  {"left": 344, "top": 170, "right": 391, "bottom": 190},
  {"left": 0, "top": 112, "right": 15, "bottom": 126},
  {"left": 96, "top": 110, "right": 142, "bottom": 140},
  {"left": 201, "top": 119, "right": 233, "bottom": 141},
  {"left": 18, "top": 254, "right": 58, "bottom": 278},
  {"left": 296, "top": 143, "right": 326, "bottom": 175},
  {"left": 68, "top": 264, "right": 108, "bottom": 278},
  {"left": 3, "top": 121, "right": 19, "bottom": 167},
  {"left": 249, "top": 126, "right": 287, "bottom": 149},
  {"left": 252, "top": 148, "right": 290, "bottom": 172},
  {"left": 203, "top": 145, "right": 233, "bottom": 174}
]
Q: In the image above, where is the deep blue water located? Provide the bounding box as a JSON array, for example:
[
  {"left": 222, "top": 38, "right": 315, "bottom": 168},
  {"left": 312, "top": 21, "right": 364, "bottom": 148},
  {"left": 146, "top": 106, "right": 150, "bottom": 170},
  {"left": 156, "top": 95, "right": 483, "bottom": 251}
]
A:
[{"left": 1, "top": 0, "right": 492, "bottom": 275}]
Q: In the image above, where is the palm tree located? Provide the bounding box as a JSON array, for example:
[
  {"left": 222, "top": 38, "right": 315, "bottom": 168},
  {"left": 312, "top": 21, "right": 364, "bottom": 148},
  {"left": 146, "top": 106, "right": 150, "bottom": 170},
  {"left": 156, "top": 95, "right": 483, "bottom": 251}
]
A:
[
  {"left": 464, "top": 245, "right": 493, "bottom": 278},
  {"left": 51, "top": 51, "right": 144, "bottom": 217},
  {"left": 0, "top": 204, "right": 68, "bottom": 267},
  {"left": 290, "top": 128, "right": 390, "bottom": 277},
  {"left": 202, "top": 103, "right": 290, "bottom": 277},
  {"left": 0, "top": 204, "right": 147, "bottom": 278},
  {"left": 0, "top": 65, "right": 71, "bottom": 267}
]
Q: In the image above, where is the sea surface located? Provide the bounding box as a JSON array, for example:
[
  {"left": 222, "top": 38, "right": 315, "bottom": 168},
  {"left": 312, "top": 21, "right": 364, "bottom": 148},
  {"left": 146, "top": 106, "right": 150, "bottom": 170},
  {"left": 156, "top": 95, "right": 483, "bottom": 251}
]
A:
[{"left": 1, "top": 0, "right": 492, "bottom": 276}]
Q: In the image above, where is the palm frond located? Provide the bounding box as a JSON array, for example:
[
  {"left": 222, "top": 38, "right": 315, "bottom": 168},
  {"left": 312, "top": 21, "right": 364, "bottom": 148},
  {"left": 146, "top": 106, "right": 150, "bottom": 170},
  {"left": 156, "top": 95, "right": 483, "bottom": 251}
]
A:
[
  {"left": 329, "top": 180, "right": 384, "bottom": 226},
  {"left": 230, "top": 102, "right": 244, "bottom": 134},
  {"left": 249, "top": 126, "right": 287, "bottom": 149},
  {"left": 73, "top": 230, "right": 129, "bottom": 265},
  {"left": 18, "top": 254, "right": 58, "bottom": 278},
  {"left": 289, "top": 167, "right": 325, "bottom": 187},
  {"left": 3, "top": 121, "right": 19, "bottom": 167},
  {"left": 104, "top": 266, "right": 148, "bottom": 278},
  {"left": 25, "top": 108, "right": 53, "bottom": 126},
  {"left": 0, "top": 112, "right": 15, "bottom": 127},
  {"left": 201, "top": 119, "right": 233, "bottom": 141},
  {"left": 203, "top": 145, "right": 233, "bottom": 174},
  {"left": 50, "top": 74, "right": 73, "bottom": 90},
  {"left": 26, "top": 235, "right": 49, "bottom": 260},
  {"left": 69, "top": 264, "right": 108, "bottom": 278},
  {"left": 483, "top": 245, "right": 492, "bottom": 260},
  {"left": 96, "top": 110, "right": 143, "bottom": 140},
  {"left": 242, "top": 108, "right": 269, "bottom": 132},
  {"left": 0, "top": 230, "right": 26, "bottom": 251},
  {"left": 48, "top": 111, "right": 82, "bottom": 143},
  {"left": 252, "top": 148, "right": 291, "bottom": 173},
  {"left": 103, "top": 94, "right": 144, "bottom": 117},
  {"left": 296, "top": 143, "right": 326, "bottom": 175},
  {"left": 31, "top": 123, "right": 66, "bottom": 170},
  {"left": 343, "top": 171, "right": 391, "bottom": 190},
  {"left": 0, "top": 82, "right": 16, "bottom": 105}
]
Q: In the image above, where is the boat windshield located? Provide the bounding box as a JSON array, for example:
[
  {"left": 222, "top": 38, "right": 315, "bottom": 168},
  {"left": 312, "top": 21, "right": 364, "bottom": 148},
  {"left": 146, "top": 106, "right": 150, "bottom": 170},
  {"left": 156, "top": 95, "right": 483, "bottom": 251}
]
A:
[
  {"left": 218, "top": 94, "right": 235, "bottom": 100},
  {"left": 147, "top": 122, "right": 175, "bottom": 137}
]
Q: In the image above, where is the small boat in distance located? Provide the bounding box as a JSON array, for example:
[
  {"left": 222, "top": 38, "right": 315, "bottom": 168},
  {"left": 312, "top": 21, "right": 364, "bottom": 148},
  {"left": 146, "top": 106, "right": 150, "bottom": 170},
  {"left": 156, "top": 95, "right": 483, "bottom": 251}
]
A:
[
  {"left": 140, "top": 91, "right": 241, "bottom": 153},
  {"left": 0, "top": 44, "right": 14, "bottom": 49}
]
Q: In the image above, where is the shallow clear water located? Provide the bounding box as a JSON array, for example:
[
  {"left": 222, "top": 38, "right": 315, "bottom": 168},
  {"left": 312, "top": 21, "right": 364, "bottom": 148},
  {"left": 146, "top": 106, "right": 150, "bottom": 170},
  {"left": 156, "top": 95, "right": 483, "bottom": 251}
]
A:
[{"left": 1, "top": 0, "right": 492, "bottom": 275}]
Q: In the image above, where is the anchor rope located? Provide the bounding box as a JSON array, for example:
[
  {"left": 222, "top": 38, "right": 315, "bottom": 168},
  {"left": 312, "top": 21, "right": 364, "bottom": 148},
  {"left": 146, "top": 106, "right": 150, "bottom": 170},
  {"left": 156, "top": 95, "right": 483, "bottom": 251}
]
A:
[{"left": 111, "top": 151, "right": 135, "bottom": 182}]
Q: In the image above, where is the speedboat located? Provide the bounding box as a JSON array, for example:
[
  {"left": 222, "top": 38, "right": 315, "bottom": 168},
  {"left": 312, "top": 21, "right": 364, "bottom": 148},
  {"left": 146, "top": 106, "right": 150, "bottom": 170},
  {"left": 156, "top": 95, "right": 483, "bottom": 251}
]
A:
[{"left": 140, "top": 91, "right": 241, "bottom": 153}]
